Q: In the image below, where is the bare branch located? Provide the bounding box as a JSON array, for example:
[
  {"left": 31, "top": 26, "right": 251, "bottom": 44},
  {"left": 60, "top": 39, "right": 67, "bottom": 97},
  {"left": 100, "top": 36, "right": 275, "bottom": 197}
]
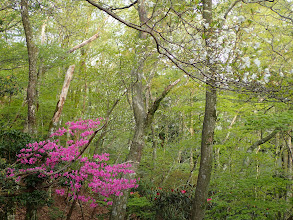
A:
[
  {"left": 85, "top": 0, "right": 211, "bottom": 85},
  {"left": 93, "top": 90, "right": 128, "bottom": 154},
  {"left": 86, "top": 0, "right": 145, "bottom": 32},
  {"left": 67, "top": 33, "right": 100, "bottom": 53},
  {"left": 111, "top": 0, "right": 137, "bottom": 11},
  {"left": 247, "top": 127, "right": 281, "bottom": 153},
  {"left": 224, "top": 0, "right": 242, "bottom": 19},
  {"left": 0, "top": 4, "right": 13, "bottom": 11}
]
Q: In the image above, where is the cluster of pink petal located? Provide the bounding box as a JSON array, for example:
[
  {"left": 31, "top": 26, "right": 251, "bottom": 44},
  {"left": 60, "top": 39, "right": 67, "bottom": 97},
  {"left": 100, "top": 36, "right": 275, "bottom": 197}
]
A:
[
  {"left": 59, "top": 157, "right": 137, "bottom": 198},
  {"left": 7, "top": 119, "right": 138, "bottom": 207},
  {"left": 6, "top": 168, "right": 15, "bottom": 177}
]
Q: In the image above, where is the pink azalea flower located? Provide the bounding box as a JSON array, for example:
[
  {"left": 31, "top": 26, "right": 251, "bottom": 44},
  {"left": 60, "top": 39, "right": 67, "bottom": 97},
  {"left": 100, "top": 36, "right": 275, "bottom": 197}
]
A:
[{"left": 9, "top": 118, "right": 138, "bottom": 209}]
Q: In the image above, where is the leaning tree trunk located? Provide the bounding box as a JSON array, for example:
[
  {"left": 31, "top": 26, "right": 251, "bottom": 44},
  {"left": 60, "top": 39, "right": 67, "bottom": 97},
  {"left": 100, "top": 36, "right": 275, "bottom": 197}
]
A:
[
  {"left": 191, "top": 0, "right": 217, "bottom": 218},
  {"left": 48, "top": 65, "right": 75, "bottom": 136},
  {"left": 21, "top": 0, "right": 39, "bottom": 135}
]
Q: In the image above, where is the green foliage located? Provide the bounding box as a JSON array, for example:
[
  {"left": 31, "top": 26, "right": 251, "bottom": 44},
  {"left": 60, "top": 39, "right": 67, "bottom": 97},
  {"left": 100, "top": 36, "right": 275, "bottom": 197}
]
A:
[
  {"left": 48, "top": 206, "right": 65, "bottom": 220},
  {"left": 206, "top": 173, "right": 291, "bottom": 219},
  {"left": 152, "top": 187, "right": 193, "bottom": 220},
  {"left": 134, "top": 181, "right": 194, "bottom": 220},
  {"left": 245, "top": 110, "right": 293, "bottom": 130},
  {"left": 18, "top": 190, "right": 49, "bottom": 208},
  {"left": 0, "top": 130, "right": 48, "bottom": 218},
  {"left": 0, "top": 75, "right": 21, "bottom": 97},
  {"left": 0, "top": 130, "right": 34, "bottom": 164},
  {"left": 0, "top": 0, "right": 293, "bottom": 219},
  {"left": 127, "top": 194, "right": 155, "bottom": 219}
]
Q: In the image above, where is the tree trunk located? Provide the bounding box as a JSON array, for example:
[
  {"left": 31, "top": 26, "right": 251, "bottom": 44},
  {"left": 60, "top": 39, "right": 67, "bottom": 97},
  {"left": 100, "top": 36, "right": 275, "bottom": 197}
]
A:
[
  {"left": 66, "top": 198, "right": 77, "bottom": 220},
  {"left": 48, "top": 65, "right": 75, "bottom": 135},
  {"left": 191, "top": 0, "right": 217, "bottom": 218},
  {"left": 110, "top": 64, "right": 145, "bottom": 220},
  {"left": 25, "top": 205, "right": 37, "bottom": 220},
  {"left": 191, "top": 82, "right": 217, "bottom": 220},
  {"left": 110, "top": 76, "right": 180, "bottom": 220},
  {"left": 110, "top": 1, "right": 148, "bottom": 219},
  {"left": 21, "top": 0, "right": 39, "bottom": 135},
  {"left": 110, "top": 1, "right": 180, "bottom": 219}
]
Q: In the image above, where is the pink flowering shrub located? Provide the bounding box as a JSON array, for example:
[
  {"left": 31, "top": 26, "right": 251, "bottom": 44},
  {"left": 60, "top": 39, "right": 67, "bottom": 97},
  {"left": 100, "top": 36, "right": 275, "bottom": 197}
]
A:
[{"left": 7, "top": 119, "right": 138, "bottom": 207}]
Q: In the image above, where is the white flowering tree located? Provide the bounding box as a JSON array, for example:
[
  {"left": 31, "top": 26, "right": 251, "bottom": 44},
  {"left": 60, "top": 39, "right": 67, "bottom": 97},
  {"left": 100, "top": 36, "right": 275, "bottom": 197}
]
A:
[{"left": 85, "top": 0, "right": 293, "bottom": 219}]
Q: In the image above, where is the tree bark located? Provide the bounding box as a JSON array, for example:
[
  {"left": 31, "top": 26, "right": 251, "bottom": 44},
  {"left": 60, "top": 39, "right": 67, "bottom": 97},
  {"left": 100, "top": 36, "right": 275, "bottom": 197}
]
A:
[
  {"left": 21, "top": 0, "right": 39, "bottom": 135},
  {"left": 191, "top": 82, "right": 217, "bottom": 220},
  {"left": 110, "top": 1, "right": 148, "bottom": 219},
  {"left": 110, "top": 75, "right": 180, "bottom": 220},
  {"left": 48, "top": 65, "right": 75, "bottom": 135},
  {"left": 67, "top": 33, "right": 99, "bottom": 54},
  {"left": 191, "top": 0, "right": 217, "bottom": 218},
  {"left": 110, "top": 63, "right": 145, "bottom": 220}
]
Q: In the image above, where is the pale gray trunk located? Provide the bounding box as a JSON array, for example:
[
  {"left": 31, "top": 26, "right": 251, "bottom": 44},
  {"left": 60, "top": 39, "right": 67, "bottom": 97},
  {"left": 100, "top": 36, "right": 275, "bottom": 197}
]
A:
[
  {"left": 110, "top": 72, "right": 180, "bottom": 220},
  {"left": 110, "top": 1, "right": 181, "bottom": 218},
  {"left": 21, "top": 0, "right": 39, "bottom": 135},
  {"left": 286, "top": 131, "right": 292, "bottom": 201},
  {"left": 110, "top": 1, "right": 148, "bottom": 219},
  {"left": 48, "top": 65, "right": 75, "bottom": 136},
  {"left": 110, "top": 64, "right": 146, "bottom": 220}
]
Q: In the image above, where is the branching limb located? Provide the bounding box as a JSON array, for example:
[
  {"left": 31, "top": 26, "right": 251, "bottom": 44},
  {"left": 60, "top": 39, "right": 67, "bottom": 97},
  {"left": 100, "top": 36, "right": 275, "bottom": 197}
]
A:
[
  {"left": 67, "top": 33, "right": 99, "bottom": 53},
  {"left": 85, "top": 0, "right": 207, "bottom": 85},
  {"left": 224, "top": 0, "right": 242, "bottom": 19},
  {"left": 111, "top": 0, "right": 137, "bottom": 11},
  {"left": 145, "top": 79, "right": 181, "bottom": 128},
  {"left": 93, "top": 90, "right": 128, "bottom": 154},
  {"left": 247, "top": 127, "right": 281, "bottom": 153},
  {"left": 86, "top": 0, "right": 145, "bottom": 32}
]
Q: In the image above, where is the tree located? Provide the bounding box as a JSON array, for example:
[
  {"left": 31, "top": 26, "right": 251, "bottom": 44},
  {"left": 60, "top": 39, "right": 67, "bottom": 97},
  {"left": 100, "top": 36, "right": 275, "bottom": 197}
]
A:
[
  {"left": 85, "top": 0, "right": 293, "bottom": 219},
  {"left": 21, "top": 0, "right": 39, "bottom": 135},
  {"left": 2, "top": 119, "right": 138, "bottom": 219},
  {"left": 191, "top": 0, "right": 216, "bottom": 217},
  {"left": 1, "top": 0, "right": 293, "bottom": 219}
]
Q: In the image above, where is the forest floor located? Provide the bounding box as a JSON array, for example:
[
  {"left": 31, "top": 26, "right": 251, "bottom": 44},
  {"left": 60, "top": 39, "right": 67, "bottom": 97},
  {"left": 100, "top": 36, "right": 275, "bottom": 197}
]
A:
[{"left": 15, "top": 191, "right": 110, "bottom": 220}]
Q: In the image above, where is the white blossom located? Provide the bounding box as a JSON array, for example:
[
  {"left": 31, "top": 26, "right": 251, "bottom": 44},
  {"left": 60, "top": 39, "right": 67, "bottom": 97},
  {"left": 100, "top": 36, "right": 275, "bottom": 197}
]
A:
[
  {"left": 226, "top": 65, "right": 233, "bottom": 73},
  {"left": 251, "top": 73, "right": 257, "bottom": 79},
  {"left": 203, "top": 22, "right": 209, "bottom": 29},
  {"left": 147, "top": 1, "right": 155, "bottom": 7},
  {"left": 254, "top": 58, "right": 261, "bottom": 67},
  {"left": 242, "top": 57, "right": 250, "bottom": 68},
  {"left": 237, "top": 16, "right": 245, "bottom": 23},
  {"left": 264, "top": 69, "right": 271, "bottom": 83},
  {"left": 243, "top": 72, "right": 249, "bottom": 82},
  {"left": 253, "top": 42, "right": 260, "bottom": 49},
  {"left": 216, "top": 125, "right": 222, "bottom": 130}
]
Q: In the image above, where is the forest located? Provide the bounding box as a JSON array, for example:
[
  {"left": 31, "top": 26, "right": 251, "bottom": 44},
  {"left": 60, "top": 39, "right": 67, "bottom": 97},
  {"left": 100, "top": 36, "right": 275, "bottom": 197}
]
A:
[{"left": 0, "top": 0, "right": 293, "bottom": 219}]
